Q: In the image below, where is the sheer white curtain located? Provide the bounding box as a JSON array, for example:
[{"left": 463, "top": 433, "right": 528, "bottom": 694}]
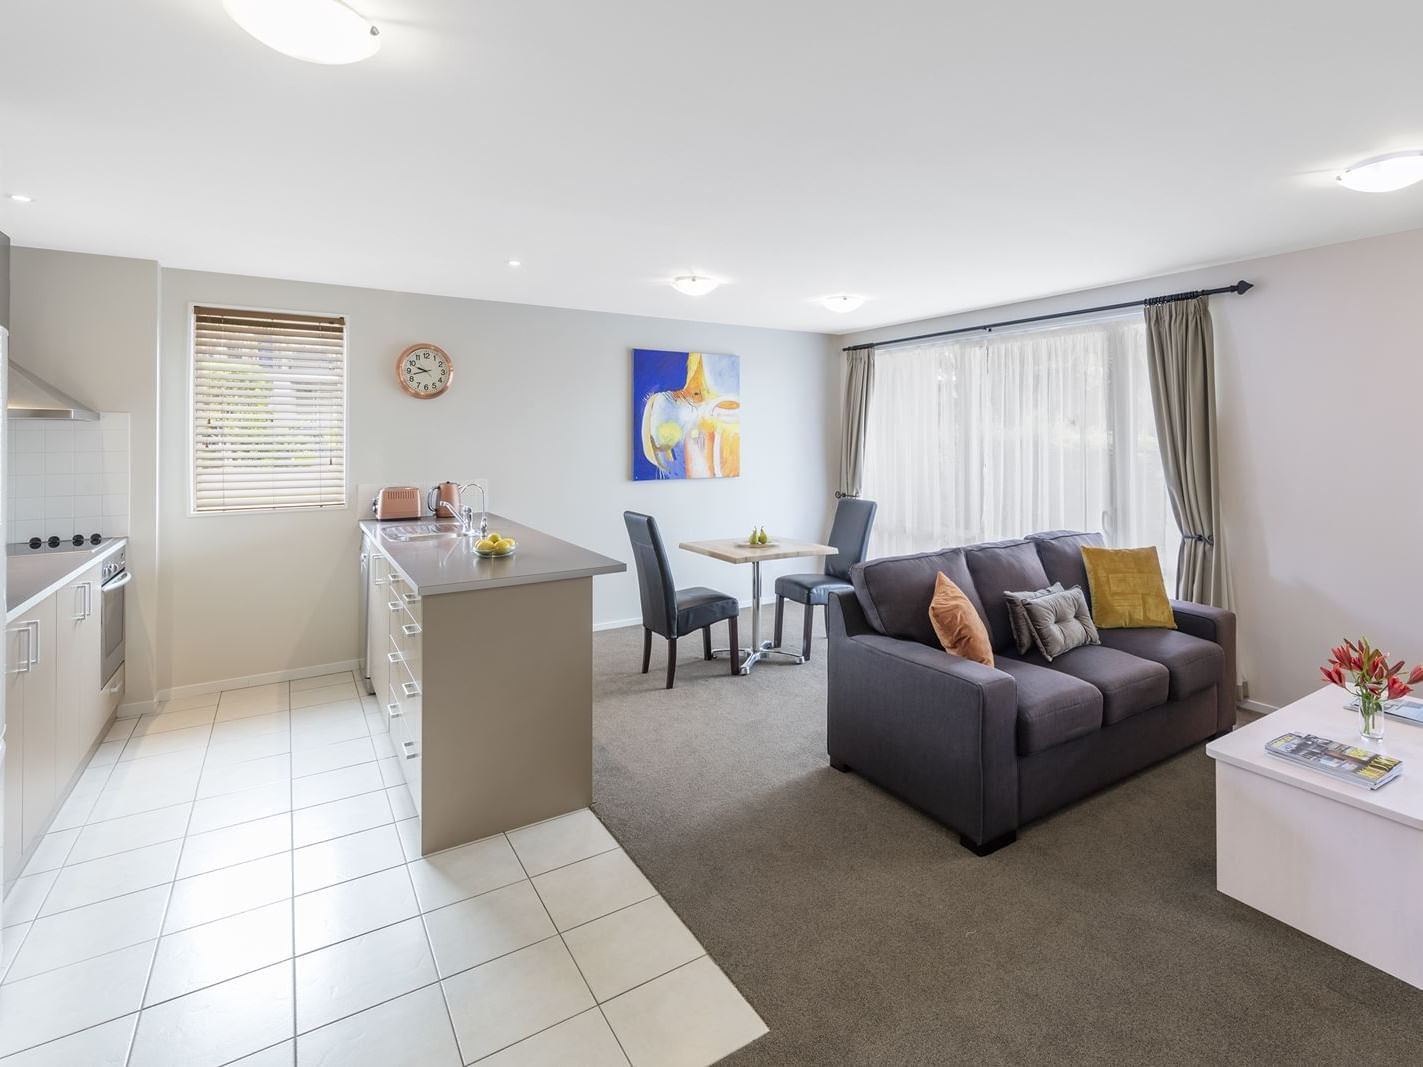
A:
[{"left": 861, "top": 315, "right": 1180, "bottom": 588}]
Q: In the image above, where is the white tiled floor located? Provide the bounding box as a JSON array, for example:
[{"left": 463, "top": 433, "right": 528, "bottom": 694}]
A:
[{"left": 0, "top": 673, "right": 767, "bottom": 1066}]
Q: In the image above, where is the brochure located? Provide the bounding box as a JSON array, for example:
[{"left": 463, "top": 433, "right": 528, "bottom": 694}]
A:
[
  {"left": 1384, "top": 696, "right": 1423, "bottom": 727},
  {"left": 1264, "top": 732, "right": 1402, "bottom": 790}
]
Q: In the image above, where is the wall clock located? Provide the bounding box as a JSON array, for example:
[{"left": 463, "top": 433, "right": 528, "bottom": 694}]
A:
[{"left": 396, "top": 343, "right": 453, "bottom": 399}]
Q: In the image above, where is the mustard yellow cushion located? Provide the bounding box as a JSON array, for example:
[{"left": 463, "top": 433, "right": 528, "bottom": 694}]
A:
[
  {"left": 928, "top": 572, "right": 995, "bottom": 667},
  {"left": 1081, "top": 547, "right": 1176, "bottom": 629}
]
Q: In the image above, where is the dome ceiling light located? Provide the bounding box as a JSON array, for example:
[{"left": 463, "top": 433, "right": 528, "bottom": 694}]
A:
[
  {"left": 671, "top": 275, "right": 720, "bottom": 297},
  {"left": 223, "top": 0, "right": 381, "bottom": 65},
  {"left": 1336, "top": 150, "right": 1423, "bottom": 193}
]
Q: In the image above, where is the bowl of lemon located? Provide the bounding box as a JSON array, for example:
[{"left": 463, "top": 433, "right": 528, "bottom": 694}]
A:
[{"left": 474, "top": 531, "right": 517, "bottom": 558}]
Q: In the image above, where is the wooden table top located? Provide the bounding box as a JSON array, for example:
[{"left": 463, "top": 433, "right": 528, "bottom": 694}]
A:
[{"left": 678, "top": 538, "right": 838, "bottom": 565}]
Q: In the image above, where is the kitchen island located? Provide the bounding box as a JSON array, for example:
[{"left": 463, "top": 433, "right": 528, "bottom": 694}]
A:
[{"left": 359, "top": 514, "right": 624, "bottom": 855}]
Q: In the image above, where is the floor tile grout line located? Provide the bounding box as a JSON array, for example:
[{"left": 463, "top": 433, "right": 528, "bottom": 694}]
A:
[
  {"left": 404, "top": 852, "right": 464, "bottom": 1063},
  {"left": 502, "top": 829, "right": 635, "bottom": 1066},
  {"left": 1, "top": 884, "right": 179, "bottom": 987},
  {"left": 125, "top": 679, "right": 227, "bottom": 1067}
]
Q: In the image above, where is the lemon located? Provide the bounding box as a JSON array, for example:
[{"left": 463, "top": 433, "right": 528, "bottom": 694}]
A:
[
  {"left": 476, "top": 537, "right": 496, "bottom": 552},
  {"left": 493, "top": 540, "right": 515, "bottom": 556}
]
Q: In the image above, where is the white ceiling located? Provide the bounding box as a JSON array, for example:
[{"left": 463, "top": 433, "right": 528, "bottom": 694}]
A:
[{"left": 2, "top": 0, "right": 1423, "bottom": 333}]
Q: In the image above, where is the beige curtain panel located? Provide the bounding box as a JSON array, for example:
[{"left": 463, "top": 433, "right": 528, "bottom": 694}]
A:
[
  {"left": 837, "top": 347, "right": 876, "bottom": 498},
  {"left": 1143, "top": 296, "right": 1230, "bottom": 608}
]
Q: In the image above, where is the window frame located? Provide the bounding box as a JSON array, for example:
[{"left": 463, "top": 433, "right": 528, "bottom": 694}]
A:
[{"left": 187, "top": 301, "right": 351, "bottom": 518}]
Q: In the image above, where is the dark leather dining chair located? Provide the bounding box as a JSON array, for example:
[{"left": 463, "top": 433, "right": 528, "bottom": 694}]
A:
[
  {"left": 624, "top": 511, "right": 740, "bottom": 688},
  {"left": 773, "top": 497, "right": 877, "bottom": 660}
]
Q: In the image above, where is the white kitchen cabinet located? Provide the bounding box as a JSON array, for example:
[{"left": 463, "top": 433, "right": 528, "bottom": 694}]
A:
[
  {"left": 3, "top": 565, "right": 113, "bottom": 886},
  {"left": 9, "top": 596, "right": 58, "bottom": 859},
  {"left": 55, "top": 562, "right": 104, "bottom": 784},
  {"left": 365, "top": 543, "right": 391, "bottom": 733}
]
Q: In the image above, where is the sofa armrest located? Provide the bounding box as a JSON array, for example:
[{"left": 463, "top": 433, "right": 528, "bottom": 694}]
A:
[
  {"left": 1171, "top": 600, "right": 1238, "bottom": 733},
  {"left": 826, "top": 591, "right": 1019, "bottom": 845}
]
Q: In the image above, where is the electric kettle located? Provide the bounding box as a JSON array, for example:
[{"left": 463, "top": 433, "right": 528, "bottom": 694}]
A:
[{"left": 427, "top": 482, "right": 461, "bottom": 517}]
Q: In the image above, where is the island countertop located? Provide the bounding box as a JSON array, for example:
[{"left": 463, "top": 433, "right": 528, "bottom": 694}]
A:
[{"left": 359, "top": 514, "right": 625, "bottom": 596}]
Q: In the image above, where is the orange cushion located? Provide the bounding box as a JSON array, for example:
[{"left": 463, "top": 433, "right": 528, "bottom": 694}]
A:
[
  {"left": 1081, "top": 546, "right": 1177, "bottom": 629},
  {"left": 928, "top": 572, "right": 995, "bottom": 667}
]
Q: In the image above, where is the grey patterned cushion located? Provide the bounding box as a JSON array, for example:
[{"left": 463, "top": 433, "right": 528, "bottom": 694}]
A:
[
  {"left": 1023, "top": 587, "right": 1100, "bottom": 662},
  {"left": 1004, "top": 583, "right": 1063, "bottom": 655}
]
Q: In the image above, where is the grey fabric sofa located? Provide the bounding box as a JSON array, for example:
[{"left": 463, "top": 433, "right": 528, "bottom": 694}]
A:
[{"left": 826, "top": 530, "right": 1237, "bottom": 855}]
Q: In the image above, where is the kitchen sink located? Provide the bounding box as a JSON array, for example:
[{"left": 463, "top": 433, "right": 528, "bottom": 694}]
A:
[{"left": 382, "top": 522, "right": 467, "bottom": 541}]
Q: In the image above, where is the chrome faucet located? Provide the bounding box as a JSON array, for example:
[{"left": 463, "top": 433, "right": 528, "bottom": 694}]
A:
[{"left": 435, "top": 498, "right": 482, "bottom": 537}]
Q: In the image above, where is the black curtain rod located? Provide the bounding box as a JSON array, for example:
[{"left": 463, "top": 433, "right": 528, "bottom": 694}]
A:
[{"left": 841, "top": 279, "right": 1254, "bottom": 352}]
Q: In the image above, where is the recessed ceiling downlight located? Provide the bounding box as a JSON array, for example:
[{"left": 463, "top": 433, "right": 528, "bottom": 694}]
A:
[
  {"left": 822, "top": 294, "right": 865, "bottom": 313},
  {"left": 671, "top": 275, "right": 720, "bottom": 297},
  {"left": 1337, "top": 150, "right": 1423, "bottom": 193},
  {"left": 223, "top": 0, "right": 381, "bottom": 65},
  {"left": 6, "top": 193, "right": 33, "bottom": 203}
]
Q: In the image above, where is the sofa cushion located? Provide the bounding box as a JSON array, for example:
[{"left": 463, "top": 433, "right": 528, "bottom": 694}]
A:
[
  {"left": 1082, "top": 546, "right": 1176, "bottom": 629},
  {"left": 1098, "top": 627, "right": 1223, "bottom": 701},
  {"left": 1026, "top": 531, "right": 1106, "bottom": 607},
  {"left": 1022, "top": 587, "right": 1100, "bottom": 661},
  {"left": 928, "top": 572, "right": 994, "bottom": 667},
  {"left": 995, "top": 658, "right": 1103, "bottom": 755},
  {"left": 963, "top": 540, "right": 1052, "bottom": 653},
  {"left": 1005, "top": 582, "right": 1063, "bottom": 654},
  {"left": 851, "top": 548, "right": 986, "bottom": 648},
  {"left": 1006, "top": 645, "right": 1169, "bottom": 725}
]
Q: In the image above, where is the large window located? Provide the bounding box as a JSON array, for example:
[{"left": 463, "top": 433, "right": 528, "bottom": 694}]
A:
[
  {"left": 191, "top": 305, "right": 347, "bottom": 513},
  {"left": 861, "top": 315, "right": 1180, "bottom": 588}
]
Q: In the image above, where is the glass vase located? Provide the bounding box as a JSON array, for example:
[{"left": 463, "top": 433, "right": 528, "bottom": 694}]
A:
[{"left": 1358, "top": 691, "right": 1386, "bottom": 742}]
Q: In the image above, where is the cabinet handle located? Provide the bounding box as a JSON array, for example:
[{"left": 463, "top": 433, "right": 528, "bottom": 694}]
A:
[
  {"left": 402, "top": 740, "right": 418, "bottom": 760},
  {"left": 387, "top": 651, "right": 404, "bottom": 664},
  {"left": 27, "top": 620, "right": 40, "bottom": 666},
  {"left": 9, "top": 626, "right": 32, "bottom": 674},
  {"left": 401, "top": 623, "right": 422, "bottom": 636},
  {"left": 386, "top": 702, "right": 402, "bottom": 718},
  {"left": 373, "top": 576, "right": 388, "bottom": 586},
  {"left": 74, "top": 584, "right": 87, "bottom": 621},
  {"left": 402, "top": 592, "right": 421, "bottom": 604},
  {"left": 86, "top": 583, "right": 93, "bottom": 619},
  {"left": 387, "top": 601, "right": 401, "bottom": 612},
  {"left": 401, "top": 680, "right": 420, "bottom": 698}
]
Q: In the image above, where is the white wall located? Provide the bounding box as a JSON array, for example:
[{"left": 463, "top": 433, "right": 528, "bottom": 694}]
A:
[
  {"left": 157, "top": 269, "right": 840, "bottom": 692},
  {"left": 840, "top": 227, "right": 1423, "bottom": 709},
  {"left": 8, "top": 249, "right": 160, "bottom": 711}
]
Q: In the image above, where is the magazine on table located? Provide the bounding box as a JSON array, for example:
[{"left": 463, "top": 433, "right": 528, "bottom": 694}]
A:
[
  {"left": 1384, "top": 696, "right": 1423, "bottom": 727},
  {"left": 1264, "top": 732, "right": 1402, "bottom": 790}
]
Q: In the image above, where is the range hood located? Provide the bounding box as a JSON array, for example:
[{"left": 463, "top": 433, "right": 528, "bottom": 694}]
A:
[{"left": 8, "top": 362, "right": 100, "bottom": 421}]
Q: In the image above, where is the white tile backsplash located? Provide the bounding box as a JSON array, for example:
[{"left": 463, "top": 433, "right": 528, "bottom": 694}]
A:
[{"left": 8, "top": 414, "right": 130, "bottom": 545}]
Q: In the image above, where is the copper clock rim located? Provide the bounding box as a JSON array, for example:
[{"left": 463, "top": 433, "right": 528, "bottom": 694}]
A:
[{"left": 396, "top": 342, "right": 453, "bottom": 399}]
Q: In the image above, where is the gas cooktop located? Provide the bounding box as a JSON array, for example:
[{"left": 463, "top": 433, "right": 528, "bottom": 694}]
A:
[{"left": 7, "top": 533, "right": 119, "bottom": 555}]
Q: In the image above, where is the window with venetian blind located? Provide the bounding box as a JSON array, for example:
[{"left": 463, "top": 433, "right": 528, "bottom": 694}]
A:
[{"left": 191, "top": 306, "right": 347, "bottom": 513}]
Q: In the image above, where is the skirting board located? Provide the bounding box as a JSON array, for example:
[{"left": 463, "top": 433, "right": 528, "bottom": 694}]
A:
[
  {"left": 123, "top": 658, "right": 362, "bottom": 718},
  {"left": 1238, "top": 698, "right": 1278, "bottom": 716}
]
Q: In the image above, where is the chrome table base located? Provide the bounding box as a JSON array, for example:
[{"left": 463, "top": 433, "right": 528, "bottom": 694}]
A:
[{"left": 711, "top": 559, "right": 803, "bottom": 675}]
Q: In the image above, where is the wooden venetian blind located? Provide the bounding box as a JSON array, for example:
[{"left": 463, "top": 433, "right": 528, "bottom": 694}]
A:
[{"left": 192, "top": 306, "right": 347, "bottom": 513}]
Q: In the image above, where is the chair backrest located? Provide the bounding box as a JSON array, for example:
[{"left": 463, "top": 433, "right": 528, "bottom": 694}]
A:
[
  {"left": 825, "top": 497, "right": 878, "bottom": 580},
  {"left": 623, "top": 511, "right": 677, "bottom": 637}
]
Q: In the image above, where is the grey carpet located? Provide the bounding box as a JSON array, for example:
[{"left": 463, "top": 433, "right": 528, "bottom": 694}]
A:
[{"left": 591, "top": 606, "right": 1423, "bottom": 1066}]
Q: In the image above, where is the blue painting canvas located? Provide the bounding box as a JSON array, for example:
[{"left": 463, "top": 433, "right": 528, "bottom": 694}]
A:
[{"left": 632, "top": 349, "right": 741, "bottom": 480}]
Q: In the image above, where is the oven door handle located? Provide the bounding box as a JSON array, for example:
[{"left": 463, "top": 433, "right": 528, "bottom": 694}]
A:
[{"left": 101, "top": 571, "right": 133, "bottom": 592}]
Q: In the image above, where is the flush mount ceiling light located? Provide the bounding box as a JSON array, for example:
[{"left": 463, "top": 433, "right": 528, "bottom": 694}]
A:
[
  {"left": 1336, "top": 150, "right": 1423, "bottom": 193},
  {"left": 506, "top": 259, "right": 522, "bottom": 268},
  {"left": 821, "top": 294, "right": 865, "bottom": 313},
  {"left": 223, "top": 0, "right": 381, "bottom": 65},
  {"left": 671, "top": 275, "right": 720, "bottom": 297},
  {"left": 6, "top": 193, "right": 33, "bottom": 203}
]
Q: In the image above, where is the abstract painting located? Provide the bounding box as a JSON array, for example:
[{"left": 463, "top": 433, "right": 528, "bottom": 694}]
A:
[{"left": 632, "top": 349, "right": 741, "bottom": 480}]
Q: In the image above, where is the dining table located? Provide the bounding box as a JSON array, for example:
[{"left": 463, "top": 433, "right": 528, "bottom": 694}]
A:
[{"left": 678, "top": 536, "right": 837, "bottom": 674}]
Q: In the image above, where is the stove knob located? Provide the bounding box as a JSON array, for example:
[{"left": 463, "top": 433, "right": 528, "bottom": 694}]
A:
[
  {"left": 47, "top": 536, "right": 61, "bottom": 548},
  {"left": 90, "top": 533, "right": 103, "bottom": 545},
  {"left": 28, "top": 537, "right": 41, "bottom": 550},
  {"left": 72, "top": 534, "right": 85, "bottom": 546}
]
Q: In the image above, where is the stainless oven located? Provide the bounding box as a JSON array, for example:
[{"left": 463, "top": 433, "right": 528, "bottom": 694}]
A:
[{"left": 100, "top": 547, "right": 129, "bottom": 685}]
